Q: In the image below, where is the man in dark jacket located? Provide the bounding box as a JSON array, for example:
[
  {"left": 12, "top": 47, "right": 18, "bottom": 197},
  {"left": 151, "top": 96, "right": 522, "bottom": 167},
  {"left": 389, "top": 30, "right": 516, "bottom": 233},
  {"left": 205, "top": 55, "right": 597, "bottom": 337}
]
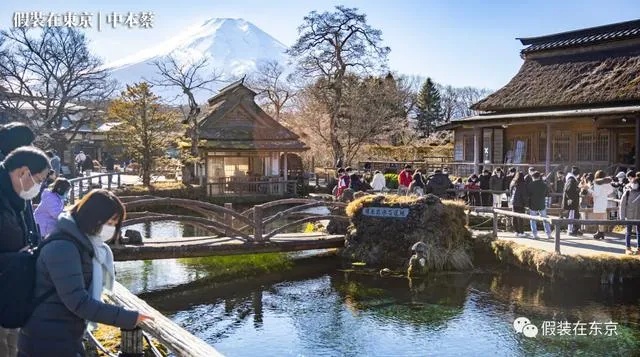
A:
[
  {"left": 0, "top": 147, "right": 51, "bottom": 357},
  {"left": 426, "top": 169, "right": 452, "bottom": 198},
  {"left": 478, "top": 169, "right": 492, "bottom": 206},
  {"left": 563, "top": 166, "right": 582, "bottom": 236},
  {"left": 489, "top": 168, "right": 505, "bottom": 208},
  {"left": 528, "top": 171, "right": 552, "bottom": 239}
]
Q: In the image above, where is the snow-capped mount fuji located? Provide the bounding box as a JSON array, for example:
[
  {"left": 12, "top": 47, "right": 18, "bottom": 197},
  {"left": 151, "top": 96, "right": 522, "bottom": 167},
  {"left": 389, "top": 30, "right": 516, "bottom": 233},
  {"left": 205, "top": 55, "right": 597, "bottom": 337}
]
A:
[{"left": 106, "top": 18, "right": 289, "bottom": 103}]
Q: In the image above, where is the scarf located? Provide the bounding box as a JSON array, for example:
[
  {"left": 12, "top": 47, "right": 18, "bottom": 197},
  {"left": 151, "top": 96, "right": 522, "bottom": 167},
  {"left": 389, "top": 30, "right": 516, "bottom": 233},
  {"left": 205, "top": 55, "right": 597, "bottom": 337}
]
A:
[{"left": 86, "top": 235, "right": 115, "bottom": 331}]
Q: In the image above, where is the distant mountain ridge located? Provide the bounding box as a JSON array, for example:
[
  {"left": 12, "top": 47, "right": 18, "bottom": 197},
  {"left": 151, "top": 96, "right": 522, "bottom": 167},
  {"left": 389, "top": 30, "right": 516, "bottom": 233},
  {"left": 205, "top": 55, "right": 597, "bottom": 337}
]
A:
[{"left": 106, "top": 18, "right": 289, "bottom": 104}]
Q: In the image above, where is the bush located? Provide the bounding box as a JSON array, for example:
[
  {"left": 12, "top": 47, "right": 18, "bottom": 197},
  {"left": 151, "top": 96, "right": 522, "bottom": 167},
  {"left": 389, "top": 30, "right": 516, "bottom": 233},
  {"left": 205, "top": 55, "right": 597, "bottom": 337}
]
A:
[{"left": 384, "top": 173, "right": 399, "bottom": 189}]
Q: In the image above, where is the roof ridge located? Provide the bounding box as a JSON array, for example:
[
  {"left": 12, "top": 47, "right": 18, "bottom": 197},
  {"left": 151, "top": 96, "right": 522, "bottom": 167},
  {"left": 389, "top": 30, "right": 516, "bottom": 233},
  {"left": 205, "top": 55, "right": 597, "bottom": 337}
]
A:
[{"left": 518, "top": 19, "right": 640, "bottom": 45}]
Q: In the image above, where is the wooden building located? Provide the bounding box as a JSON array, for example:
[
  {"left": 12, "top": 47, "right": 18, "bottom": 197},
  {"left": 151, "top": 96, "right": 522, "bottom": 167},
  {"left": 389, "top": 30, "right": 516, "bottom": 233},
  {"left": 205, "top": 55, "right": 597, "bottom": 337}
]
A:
[
  {"left": 443, "top": 19, "right": 640, "bottom": 175},
  {"left": 197, "top": 78, "right": 308, "bottom": 196}
]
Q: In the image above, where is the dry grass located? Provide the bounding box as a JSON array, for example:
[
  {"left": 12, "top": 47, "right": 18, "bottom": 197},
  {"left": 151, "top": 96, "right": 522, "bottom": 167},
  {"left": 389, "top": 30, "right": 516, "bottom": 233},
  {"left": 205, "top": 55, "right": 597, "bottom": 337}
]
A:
[
  {"left": 491, "top": 239, "right": 640, "bottom": 280},
  {"left": 473, "top": 51, "right": 640, "bottom": 111},
  {"left": 90, "top": 324, "right": 168, "bottom": 356},
  {"left": 344, "top": 194, "right": 473, "bottom": 272}
]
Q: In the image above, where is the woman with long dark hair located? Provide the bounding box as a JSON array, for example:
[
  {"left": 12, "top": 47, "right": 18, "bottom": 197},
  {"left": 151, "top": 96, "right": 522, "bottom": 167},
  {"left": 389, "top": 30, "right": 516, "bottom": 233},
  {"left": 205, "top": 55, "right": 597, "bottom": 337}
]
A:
[{"left": 18, "top": 189, "right": 151, "bottom": 356}]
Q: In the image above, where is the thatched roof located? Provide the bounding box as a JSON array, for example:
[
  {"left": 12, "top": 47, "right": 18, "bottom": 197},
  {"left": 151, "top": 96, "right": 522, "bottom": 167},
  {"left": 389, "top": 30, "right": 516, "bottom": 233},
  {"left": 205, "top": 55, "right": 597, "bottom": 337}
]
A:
[
  {"left": 198, "top": 81, "right": 308, "bottom": 152},
  {"left": 472, "top": 44, "right": 640, "bottom": 112}
]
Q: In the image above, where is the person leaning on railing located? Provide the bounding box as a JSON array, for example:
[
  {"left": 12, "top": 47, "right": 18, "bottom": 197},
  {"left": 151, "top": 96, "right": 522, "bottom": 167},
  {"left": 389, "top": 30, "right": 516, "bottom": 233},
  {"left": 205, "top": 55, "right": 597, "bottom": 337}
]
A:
[
  {"left": 509, "top": 171, "right": 530, "bottom": 238},
  {"left": 619, "top": 173, "right": 640, "bottom": 255}
]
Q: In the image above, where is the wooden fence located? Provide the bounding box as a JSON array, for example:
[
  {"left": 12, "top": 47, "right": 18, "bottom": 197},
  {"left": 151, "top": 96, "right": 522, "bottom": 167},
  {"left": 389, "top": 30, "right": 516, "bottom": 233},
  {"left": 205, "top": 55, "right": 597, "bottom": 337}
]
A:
[{"left": 68, "top": 172, "right": 122, "bottom": 204}]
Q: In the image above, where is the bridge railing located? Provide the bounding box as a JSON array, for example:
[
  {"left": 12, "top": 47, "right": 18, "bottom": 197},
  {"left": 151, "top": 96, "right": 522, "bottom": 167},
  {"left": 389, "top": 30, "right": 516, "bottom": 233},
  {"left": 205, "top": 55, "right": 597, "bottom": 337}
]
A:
[
  {"left": 103, "top": 281, "right": 224, "bottom": 357},
  {"left": 68, "top": 172, "right": 123, "bottom": 204}
]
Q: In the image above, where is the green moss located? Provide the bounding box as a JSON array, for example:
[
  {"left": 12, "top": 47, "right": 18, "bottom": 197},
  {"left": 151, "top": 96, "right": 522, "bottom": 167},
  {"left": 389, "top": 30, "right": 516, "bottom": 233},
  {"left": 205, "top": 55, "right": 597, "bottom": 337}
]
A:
[{"left": 178, "top": 253, "right": 294, "bottom": 280}]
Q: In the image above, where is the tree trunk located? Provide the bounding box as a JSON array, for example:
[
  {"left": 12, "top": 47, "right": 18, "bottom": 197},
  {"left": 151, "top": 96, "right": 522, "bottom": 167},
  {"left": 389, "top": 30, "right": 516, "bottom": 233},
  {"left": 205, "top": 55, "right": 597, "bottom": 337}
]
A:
[
  {"left": 330, "top": 81, "right": 344, "bottom": 165},
  {"left": 182, "top": 107, "right": 200, "bottom": 185}
]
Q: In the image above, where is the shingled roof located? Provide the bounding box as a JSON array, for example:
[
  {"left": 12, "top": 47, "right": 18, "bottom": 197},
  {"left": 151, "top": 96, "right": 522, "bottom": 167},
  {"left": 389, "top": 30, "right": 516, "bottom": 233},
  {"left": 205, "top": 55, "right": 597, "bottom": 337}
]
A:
[
  {"left": 472, "top": 19, "right": 640, "bottom": 112},
  {"left": 519, "top": 19, "right": 640, "bottom": 54},
  {"left": 198, "top": 80, "right": 308, "bottom": 152}
]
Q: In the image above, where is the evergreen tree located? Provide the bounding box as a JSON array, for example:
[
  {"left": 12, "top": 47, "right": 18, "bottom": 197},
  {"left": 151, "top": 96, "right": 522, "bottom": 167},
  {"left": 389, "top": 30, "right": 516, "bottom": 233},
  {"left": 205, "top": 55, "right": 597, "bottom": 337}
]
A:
[
  {"left": 108, "top": 82, "right": 182, "bottom": 186},
  {"left": 415, "top": 78, "right": 442, "bottom": 137}
]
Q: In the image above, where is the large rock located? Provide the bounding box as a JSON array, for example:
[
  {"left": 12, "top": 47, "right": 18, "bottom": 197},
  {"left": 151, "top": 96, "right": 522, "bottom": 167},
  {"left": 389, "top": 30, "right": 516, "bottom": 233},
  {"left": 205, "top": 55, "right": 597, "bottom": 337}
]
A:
[{"left": 343, "top": 194, "right": 473, "bottom": 272}]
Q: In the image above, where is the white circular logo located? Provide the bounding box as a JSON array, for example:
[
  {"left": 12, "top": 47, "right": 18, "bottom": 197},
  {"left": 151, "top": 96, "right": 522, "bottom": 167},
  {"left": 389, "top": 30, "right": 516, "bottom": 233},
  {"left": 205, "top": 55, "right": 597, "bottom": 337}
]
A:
[
  {"left": 513, "top": 317, "right": 531, "bottom": 333},
  {"left": 522, "top": 324, "right": 539, "bottom": 338}
]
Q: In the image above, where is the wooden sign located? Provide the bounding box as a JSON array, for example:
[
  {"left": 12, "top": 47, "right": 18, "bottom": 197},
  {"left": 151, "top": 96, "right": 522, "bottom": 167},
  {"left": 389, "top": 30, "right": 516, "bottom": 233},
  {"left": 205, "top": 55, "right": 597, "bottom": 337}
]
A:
[{"left": 362, "top": 207, "right": 409, "bottom": 218}]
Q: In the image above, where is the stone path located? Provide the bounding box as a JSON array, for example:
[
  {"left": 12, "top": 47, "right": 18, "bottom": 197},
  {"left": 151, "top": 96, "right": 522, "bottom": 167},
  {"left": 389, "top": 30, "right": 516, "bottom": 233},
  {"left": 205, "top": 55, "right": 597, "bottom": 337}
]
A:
[{"left": 473, "top": 229, "right": 638, "bottom": 257}]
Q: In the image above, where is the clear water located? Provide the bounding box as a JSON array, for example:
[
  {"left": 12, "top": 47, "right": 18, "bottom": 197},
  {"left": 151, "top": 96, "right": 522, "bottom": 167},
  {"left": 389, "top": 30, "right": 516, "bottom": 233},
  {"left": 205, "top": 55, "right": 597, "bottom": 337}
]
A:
[{"left": 115, "top": 222, "right": 640, "bottom": 357}]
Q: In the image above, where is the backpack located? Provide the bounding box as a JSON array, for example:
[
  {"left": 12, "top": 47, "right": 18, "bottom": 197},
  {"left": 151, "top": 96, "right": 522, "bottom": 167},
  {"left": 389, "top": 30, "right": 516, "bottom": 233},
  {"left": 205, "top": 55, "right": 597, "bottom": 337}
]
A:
[{"left": 0, "top": 233, "right": 92, "bottom": 328}]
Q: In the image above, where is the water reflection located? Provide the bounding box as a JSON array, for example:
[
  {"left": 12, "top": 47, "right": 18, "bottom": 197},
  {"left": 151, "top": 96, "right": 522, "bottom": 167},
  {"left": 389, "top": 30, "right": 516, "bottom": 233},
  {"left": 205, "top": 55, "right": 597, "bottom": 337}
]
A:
[{"left": 124, "top": 267, "right": 640, "bottom": 357}]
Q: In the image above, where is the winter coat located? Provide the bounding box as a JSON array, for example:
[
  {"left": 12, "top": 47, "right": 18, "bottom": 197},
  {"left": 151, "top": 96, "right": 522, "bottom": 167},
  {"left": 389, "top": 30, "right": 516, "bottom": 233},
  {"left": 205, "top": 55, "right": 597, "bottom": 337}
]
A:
[
  {"left": 527, "top": 179, "right": 549, "bottom": 211},
  {"left": 562, "top": 175, "right": 580, "bottom": 210},
  {"left": 510, "top": 181, "right": 528, "bottom": 208},
  {"left": 18, "top": 213, "right": 138, "bottom": 357},
  {"left": 478, "top": 174, "right": 491, "bottom": 190},
  {"left": 427, "top": 173, "right": 452, "bottom": 197},
  {"left": 620, "top": 188, "right": 640, "bottom": 221},
  {"left": 398, "top": 170, "right": 413, "bottom": 187},
  {"left": 0, "top": 164, "right": 32, "bottom": 253},
  {"left": 82, "top": 156, "right": 94, "bottom": 171},
  {"left": 33, "top": 189, "right": 65, "bottom": 237},
  {"left": 370, "top": 173, "right": 386, "bottom": 191},
  {"left": 504, "top": 173, "right": 515, "bottom": 191},
  {"left": 591, "top": 178, "right": 614, "bottom": 214},
  {"left": 489, "top": 174, "right": 505, "bottom": 192}
]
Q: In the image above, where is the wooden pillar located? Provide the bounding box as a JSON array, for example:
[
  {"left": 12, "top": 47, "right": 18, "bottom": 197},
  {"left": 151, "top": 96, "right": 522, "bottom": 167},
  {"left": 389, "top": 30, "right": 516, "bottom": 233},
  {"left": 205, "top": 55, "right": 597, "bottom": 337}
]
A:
[
  {"left": 283, "top": 152, "right": 288, "bottom": 180},
  {"left": 224, "top": 203, "right": 233, "bottom": 236},
  {"left": 253, "top": 204, "right": 263, "bottom": 242},
  {"left": 545, "top": 123, "right": 552, "bottom": 174},
  {"left": 473, "top": 127, "right": 481, "bottom": 174},
  {"left": 120, "top": 327, "right": 144, "bottom": 357},
  {"left": 636, "top": 118, "right": 640, "bottom": 171}
]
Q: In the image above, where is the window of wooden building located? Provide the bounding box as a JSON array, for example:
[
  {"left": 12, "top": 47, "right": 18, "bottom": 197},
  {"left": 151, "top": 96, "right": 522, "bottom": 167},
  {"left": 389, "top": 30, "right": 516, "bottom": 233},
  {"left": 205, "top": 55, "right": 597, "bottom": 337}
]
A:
[
  {"left": 508, "top": 136, "right": 530, "bottom": 164},
  {"left": 552, "top": 131, "right": 571, "bottom": 162},
  {"left": 576, "top": 132, "right": 594, "bottom": 161},
  {"left": 464, "top": 135, "right": 474, "bottom": 162},
  {"left": 594, "top": 131, "right": 609, "bottom": 162}
]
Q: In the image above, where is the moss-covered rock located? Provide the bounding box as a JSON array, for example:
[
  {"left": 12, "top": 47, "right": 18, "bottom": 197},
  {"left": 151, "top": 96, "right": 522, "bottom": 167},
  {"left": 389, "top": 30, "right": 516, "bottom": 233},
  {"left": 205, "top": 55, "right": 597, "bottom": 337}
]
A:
[{"left": 343, "top": 194, "right": 473, "bottom": 272}]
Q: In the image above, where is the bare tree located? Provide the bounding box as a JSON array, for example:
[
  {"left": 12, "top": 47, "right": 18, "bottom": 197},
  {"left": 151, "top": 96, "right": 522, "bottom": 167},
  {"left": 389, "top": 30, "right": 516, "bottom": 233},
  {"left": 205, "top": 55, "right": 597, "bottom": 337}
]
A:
[
  {"left": 0, "top": 27, "right": 115, "bottom": 151},
  {"left": 150, "top": 55, "right": 222, "bottom": 184},
  {"left": 245, "top": 60, "right": 295, "bottom": 120},
  {"left": 287, "top": 6, "right": 390, "bottom": 165}
]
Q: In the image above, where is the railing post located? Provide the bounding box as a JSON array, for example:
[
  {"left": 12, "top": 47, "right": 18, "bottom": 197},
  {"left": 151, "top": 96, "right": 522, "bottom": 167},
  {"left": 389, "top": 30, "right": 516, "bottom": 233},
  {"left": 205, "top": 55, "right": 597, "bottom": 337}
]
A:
[
  {"left": 118, "top": 173, "right": 121, "bottom": 187},
  {"left": 78, "top": 179, "right": 84, "bottom": 199},
  {"left": 554, "top": 220, "right": 561, "bottom": 254},
  {"left": 120, "top": 327, "right": 144, "bottom": 357},
  {"left": 98, "top": 174, "right": 103, "bottom": 186},
  {"left": 492, "top": 208, "right": 498, "bottom": 238},
  {"left": 254, "top": 204, "right": 263, "bottom": 242},
  {"left": 107, "top": 173, "right": 112, "bottom": 190},
  {"left": 70, "top": 182, "right": 76, "bottom": 204},
  {"left": 224, "top": 203, "right": 233, "bottom": 236}
]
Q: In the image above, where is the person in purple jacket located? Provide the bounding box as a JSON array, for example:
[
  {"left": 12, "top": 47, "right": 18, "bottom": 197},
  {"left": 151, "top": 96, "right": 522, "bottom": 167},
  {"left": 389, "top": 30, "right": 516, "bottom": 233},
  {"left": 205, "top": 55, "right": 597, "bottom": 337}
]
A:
[{"left": 34, "top": 178, "right": 71, "bottom": 237}]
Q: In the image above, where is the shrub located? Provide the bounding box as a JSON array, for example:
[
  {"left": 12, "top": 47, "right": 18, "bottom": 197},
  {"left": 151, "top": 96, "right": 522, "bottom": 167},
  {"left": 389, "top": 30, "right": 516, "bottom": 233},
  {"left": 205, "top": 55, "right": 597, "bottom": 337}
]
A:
[{"left": 384, "top": 173, "right": 399, "bottom": 189}]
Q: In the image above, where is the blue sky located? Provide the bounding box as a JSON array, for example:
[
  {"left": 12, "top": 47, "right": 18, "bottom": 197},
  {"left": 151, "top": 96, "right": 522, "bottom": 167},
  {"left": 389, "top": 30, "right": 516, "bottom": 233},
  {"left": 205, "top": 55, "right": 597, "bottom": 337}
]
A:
[{"left": 1, "top": 0, "right": 638, "bottom": 90}]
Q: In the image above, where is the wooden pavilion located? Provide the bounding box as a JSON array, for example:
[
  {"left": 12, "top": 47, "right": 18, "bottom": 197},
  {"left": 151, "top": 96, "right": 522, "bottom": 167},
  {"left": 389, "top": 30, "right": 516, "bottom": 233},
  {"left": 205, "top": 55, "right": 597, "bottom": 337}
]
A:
[
  {"left": 442, "top": 19, "right": 640, "bottom": 175},
  {"left": 197, "top": 78, "right": 308, "bottom": 196}
]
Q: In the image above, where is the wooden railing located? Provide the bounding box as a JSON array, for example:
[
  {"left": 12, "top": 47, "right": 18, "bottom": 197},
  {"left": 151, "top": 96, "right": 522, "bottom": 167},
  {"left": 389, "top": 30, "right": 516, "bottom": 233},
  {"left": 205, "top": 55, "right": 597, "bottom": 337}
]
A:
[
  {"left": 104, "top": 282, "right": 224, "bottom": 356},
  {"left": 206, "top": 178, "right": 297, "bottom": 196},
  {"left": 487, "top": 207, "right": 640, "bottom": 254},
  {"left": 68, "top": 172, "right": 122, "bottom": 204},
  {"left": 121, "top": 197, "right": 349, "bottom": 244}
]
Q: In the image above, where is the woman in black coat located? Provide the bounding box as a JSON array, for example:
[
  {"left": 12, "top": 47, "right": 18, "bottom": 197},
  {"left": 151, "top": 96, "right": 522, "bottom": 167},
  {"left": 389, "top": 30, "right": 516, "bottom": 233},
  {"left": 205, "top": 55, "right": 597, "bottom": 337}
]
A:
[
  {"left": 510, "top": 171, "right": 529, "bottom": 237},
  {"left": 0, "top": 147, "right": 51, "bottom": 357},
  {"left": 562, "top": 167, "right": 582, "bottom": 235},
  {"left": 18, "top": 190, "right": 151, "bottom": 357}
]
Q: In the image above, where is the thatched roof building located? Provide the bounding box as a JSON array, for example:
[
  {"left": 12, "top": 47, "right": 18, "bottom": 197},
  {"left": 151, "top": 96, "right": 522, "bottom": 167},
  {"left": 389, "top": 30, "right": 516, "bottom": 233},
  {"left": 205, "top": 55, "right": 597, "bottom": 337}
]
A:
[
  {"left": 196, "top": 78, "right": 308, "bottom": 196},
  {"left": 443, "top": 19, "right": 640, "bottom": 175}
]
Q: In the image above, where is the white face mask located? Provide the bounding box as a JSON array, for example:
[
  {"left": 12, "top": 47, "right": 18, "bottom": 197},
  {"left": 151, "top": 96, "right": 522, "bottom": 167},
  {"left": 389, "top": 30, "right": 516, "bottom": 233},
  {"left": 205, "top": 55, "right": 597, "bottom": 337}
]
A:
[
  {"left": 632, "top": 183, "right": 639, "bottom": 191},
  {"left": 19, "top": 171, "right": 40, "bottom": 200},
  {"left": 98, "top": 224, "right": 117, "bottom": 242}
]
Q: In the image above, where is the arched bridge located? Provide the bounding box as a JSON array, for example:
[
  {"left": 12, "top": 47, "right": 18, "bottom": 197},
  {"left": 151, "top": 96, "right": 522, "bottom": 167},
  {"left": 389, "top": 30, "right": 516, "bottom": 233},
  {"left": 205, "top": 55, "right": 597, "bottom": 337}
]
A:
[{"left": 112, "top": 197, "right": 349, "bottom": 261}]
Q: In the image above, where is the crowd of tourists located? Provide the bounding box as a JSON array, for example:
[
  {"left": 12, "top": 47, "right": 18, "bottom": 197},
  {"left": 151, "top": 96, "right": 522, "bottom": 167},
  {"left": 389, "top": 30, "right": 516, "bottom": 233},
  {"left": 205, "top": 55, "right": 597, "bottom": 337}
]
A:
[
  {"left": 332, "top": 161, "right": 640, "bottom": 255},
  {"left": 0, "top": 122, "right": 151, "bottom": 356}
]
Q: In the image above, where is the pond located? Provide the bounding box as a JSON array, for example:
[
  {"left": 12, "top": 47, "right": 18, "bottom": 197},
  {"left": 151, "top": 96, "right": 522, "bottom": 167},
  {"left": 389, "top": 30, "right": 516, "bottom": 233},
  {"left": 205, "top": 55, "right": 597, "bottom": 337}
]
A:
[{"left": 114, "top": 223, "right": 640, "bottom": 356}]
